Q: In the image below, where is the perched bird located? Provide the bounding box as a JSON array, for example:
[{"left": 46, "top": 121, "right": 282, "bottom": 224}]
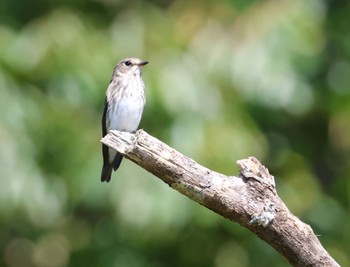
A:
[{"left": 101, "top": 57, "right": 148, "bottom": 182}]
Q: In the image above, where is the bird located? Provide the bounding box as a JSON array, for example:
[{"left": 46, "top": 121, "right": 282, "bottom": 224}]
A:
[{"left": 101, "top": 57, "right": 148, "bottom": 182}]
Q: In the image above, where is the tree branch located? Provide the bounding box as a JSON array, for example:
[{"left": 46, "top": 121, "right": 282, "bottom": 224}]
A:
[{"left": 101, "top": 130, "right": 339, "bottom": 267}]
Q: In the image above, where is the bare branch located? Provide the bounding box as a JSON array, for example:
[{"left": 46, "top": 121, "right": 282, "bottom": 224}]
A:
[{"left": 101, "top": 130, "right": 339, "bottom": 267}]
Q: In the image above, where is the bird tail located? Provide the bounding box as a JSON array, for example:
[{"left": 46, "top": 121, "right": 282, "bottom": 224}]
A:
[
  {"left": 101, "top": 163, "right": 113, "bottom": 182},
  {"left": 100, "top": 153, "right": 123, "bottom": 182}
]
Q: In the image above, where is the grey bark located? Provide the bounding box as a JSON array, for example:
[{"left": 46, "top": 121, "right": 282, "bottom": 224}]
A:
[{"left": 101, "top": 130, "right": 339, "bottom": 267}]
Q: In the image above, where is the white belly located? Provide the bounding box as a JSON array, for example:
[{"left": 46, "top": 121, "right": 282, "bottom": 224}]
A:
[
  {"left": 108, "top": 95, "right": 144, "bottom": 132},
  {"left": 106, "top": 91, "right": 144, "bottom": 163}
]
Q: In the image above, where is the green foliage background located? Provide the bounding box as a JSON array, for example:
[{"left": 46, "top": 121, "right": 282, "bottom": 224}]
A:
[{"left": 0, "top": 0, "right": 349, "bottom": 266}]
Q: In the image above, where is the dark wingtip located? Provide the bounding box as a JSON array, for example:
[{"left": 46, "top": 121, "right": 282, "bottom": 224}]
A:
[{"left": 112, "top": 154, "right": 123, "bottom": 171}]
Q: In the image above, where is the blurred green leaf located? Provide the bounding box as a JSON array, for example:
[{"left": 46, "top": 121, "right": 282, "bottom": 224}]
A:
[{"left": 0, "top": 0, "right": 349, "bottom": 266}]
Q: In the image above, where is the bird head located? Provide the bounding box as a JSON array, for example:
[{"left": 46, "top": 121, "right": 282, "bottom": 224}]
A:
[{"left": 114, "top": 57, "right": 149, "bottom": 77}]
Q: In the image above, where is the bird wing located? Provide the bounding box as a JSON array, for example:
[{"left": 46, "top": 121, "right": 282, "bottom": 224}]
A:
[
  {"left": 102, "top": 96, "right": 108, "bottom": 137},
  {"left": 102, "top": 97, "right": 109, "bottom": 165}
]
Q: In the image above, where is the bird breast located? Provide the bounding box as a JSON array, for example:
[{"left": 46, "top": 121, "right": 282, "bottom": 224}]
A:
[{"left": 106, "top": 77, "right": 145, "bottom": 132}]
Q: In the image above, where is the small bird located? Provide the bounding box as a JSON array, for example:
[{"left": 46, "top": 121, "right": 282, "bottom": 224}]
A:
[{"left": 101, "top": 57, "right": 148, "bottom": 182}]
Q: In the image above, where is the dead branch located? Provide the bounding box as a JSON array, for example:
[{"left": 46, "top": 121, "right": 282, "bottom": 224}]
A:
[{"left": 101, "top": 130, "right": 339, "bottom": 267}]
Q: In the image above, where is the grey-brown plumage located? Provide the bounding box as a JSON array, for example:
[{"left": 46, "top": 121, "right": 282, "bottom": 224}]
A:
[{"left": 101, "top": 58, "right": 148, "bottom": 182}]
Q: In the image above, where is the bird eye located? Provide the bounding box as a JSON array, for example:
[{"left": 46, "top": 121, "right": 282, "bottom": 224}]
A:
[{"left": 124, "top": 60, "right": 132, "bottom": 66}]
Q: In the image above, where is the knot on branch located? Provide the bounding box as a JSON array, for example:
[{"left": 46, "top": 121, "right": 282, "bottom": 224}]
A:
[
  {"left": 249, "top": 202, "right": 277, "bottom": 227},
  {"left": 237, "top": 157, "right": 275, "bottom": 188}
]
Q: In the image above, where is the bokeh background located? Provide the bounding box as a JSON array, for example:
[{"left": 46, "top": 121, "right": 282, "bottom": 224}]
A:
[{"left": 1, "top": 0, "right": 349, "bottom": 266}]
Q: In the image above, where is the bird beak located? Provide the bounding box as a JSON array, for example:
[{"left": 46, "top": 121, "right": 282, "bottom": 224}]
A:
[{"left": 138, "top": 61, "right": 149, "bottom": 67}]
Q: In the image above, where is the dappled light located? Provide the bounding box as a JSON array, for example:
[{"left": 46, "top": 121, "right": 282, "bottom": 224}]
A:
[{"left": 0, "top": 0, "right": 349, "bottom": 266}]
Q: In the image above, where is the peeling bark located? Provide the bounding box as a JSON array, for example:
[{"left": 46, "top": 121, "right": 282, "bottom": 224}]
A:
[{"left": 101, "top": 130, "right": 339, "bottom": 267}]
